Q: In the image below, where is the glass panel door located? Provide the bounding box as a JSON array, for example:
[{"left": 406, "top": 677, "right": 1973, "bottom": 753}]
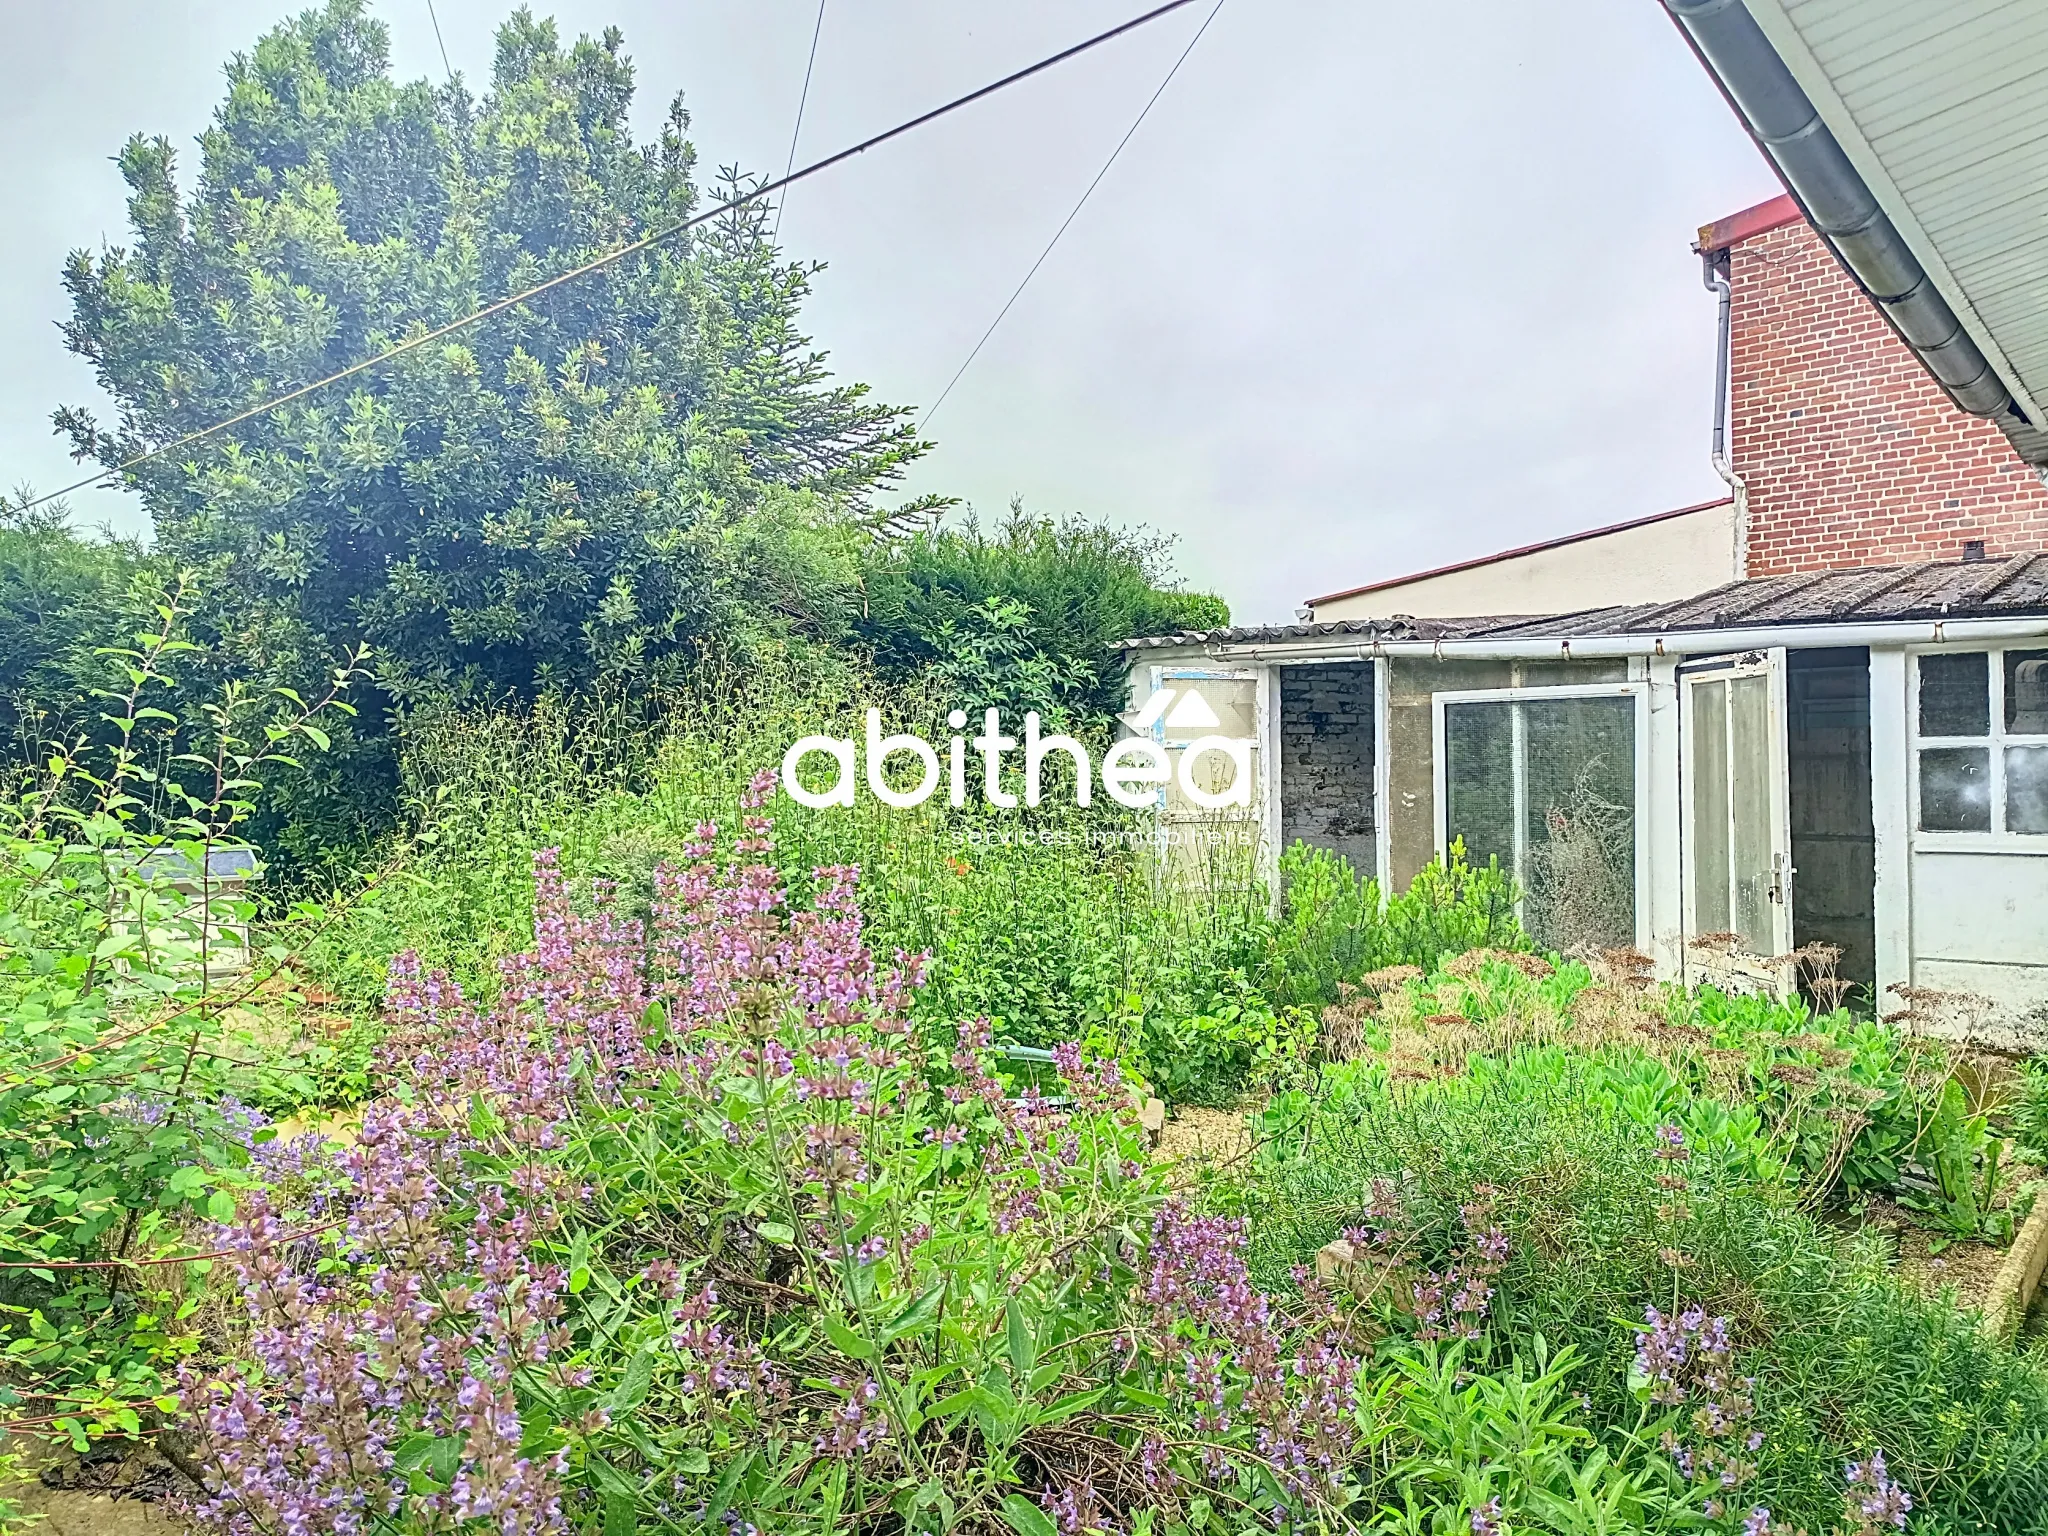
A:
[
  {"left": 1143, "top": 666, "right": 1264, "bottom": 889},
  {"left": 1440, "top": 691, "right": 1639, "bottom": 953},
  {"left": 1682, "top": 655, "right": 1793, "bottom": 993}
]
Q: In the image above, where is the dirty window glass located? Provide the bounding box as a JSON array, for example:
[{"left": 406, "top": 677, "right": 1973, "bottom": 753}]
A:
[
  {"left": 1522, "top": 696, "right": 1636, "bottom": 954},
  {"left": 1158, "top": 674, "right": 1259, "bottom": 818},
  {"left": 1918, "top": 746, "right": 1991, "bottom": 832},
  {"left": 1443, "top": 693, "right": 1635, "bottom": 952},
  {"left": 1443, "top": 702, "right": 1514, "bottom": 875},
  {"left": 1918, "top": 652, "right": 1989, "bottom": 737},
  {"left": 2005, "top": 651, "right": 2048, "bottom": 736},
  {"left": 1728, "top": 674, "right": 1775, "bottom": 955},
  {"left": 1691, "top": 678, "right": 1731, "bottom": 936},
  {"left": 2007, "top": 746, "right": 2048, "bottom": 834}
]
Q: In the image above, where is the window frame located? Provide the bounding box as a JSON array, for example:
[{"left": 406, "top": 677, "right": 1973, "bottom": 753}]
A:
[
  {"left": 1429, "top": 681, "right": 1650, "bottom": 948},
  {"left": 1907, "top": 645, "right": 2048, "bottom": 850}
]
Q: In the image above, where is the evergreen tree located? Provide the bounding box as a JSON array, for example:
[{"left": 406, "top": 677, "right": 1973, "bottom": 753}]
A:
[{"left": 56, "top": 1, "right": 923, "bottom": 701}]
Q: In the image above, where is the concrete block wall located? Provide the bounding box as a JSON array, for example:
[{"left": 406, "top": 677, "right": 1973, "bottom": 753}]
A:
[
  {"left": 1278, "top": 663, "right": 1376, "bottom": 875},
  {"left": 1719, "top": 202, "right": 2048, "bottom": 576}
]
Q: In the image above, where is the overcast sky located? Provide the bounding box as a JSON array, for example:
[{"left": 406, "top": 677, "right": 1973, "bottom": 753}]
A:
[{"left": 0, "top": 0, "right": 1778, "bottom": 623}]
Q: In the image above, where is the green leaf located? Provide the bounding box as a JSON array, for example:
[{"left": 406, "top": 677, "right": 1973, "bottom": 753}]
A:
[
  {"left": 676, "top": 1446, "right": 710, "bottom": 1476},
  {"left": 606, "top": 1347, "right": 655, "bottom": 1415},
  {"left": 706, "top": 1450, "right": 752, "bottom": 1523},
  {"left": 1038, "top": 1384, "right": 1108, "bottom": 1425},
  {"left": 757, "top": 1220, "right": 795, "bottom": 1247},
  {"left": 166, "top": 1165, "right": 208, "bottom": 1199},
  {"left": 882, "top": 1283, "right": 945, "bottom": 1346},
  {"left": 603, "top": 1490, "right": 636, "bottom": 1536},
  {"left": 823, "top": 1316, "right": 873, "bottom": 1361},
  {"left": 206, "top": 1189, "right": 236, "bottom": 1223},
  {"left": 910, "top": 1478, "right": 956, "bottom": 1528},
  {"left": 1005, "top": 1298, "right": 1035, "bottom": 1380},
  {"left": 1000, "top": 1494, "right": 1058, "bottom": 1536}
]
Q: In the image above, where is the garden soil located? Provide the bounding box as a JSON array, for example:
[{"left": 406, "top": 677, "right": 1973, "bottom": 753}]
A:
[
  {"left": 1, "top": 1435, "right": 187, "bottom": 1534},
  {"left": 1856, "top": 1199, "right": 2009, "bottom": 1314},
  {"left": 1154, "top": 1105, "right": 1252, "bottom": 1173}
]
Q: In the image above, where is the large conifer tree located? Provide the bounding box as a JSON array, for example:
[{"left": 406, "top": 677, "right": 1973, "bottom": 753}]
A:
[{"left": 58, "top": 1, "right": 922, "bottom": 699}]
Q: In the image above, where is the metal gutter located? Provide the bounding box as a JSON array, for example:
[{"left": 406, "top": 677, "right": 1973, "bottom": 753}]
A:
[
  {"left": 1663, "top": 0, "right": 2015, "bottom": 420},
  {"left": 1180, "top": 616, "right": 2048, "bottom": 665}
]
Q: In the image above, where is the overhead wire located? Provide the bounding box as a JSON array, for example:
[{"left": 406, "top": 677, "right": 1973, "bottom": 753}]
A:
[
  {"left": 772, "top": 0, "right": 829, "bottom": 243},
  {"left": 424, "top": 0, "right": 454, "bottom": 80},
  {"left": 17, "top": 0, "right": 1205, "bottom": 518},
  {"left": 920, "top": 0, "right": 1227, "bottom": 431}
]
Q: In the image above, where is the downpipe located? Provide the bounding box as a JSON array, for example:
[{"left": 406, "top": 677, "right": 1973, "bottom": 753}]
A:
[{"left": 1701, "top": 249, "right": 1749, "bottom": 578}]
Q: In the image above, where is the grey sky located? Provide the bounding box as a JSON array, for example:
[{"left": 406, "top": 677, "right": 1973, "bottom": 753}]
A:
[{"left": 0, "top": 0, "right": 1777, "bottom": 623}]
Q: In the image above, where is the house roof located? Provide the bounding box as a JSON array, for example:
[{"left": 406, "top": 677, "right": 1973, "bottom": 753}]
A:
[
  {"left": 1305, "top": 497, "right": 1733, "bottom": 610},
  {"left": 1121, "top": 614, "right": 1497, "bottom": 652},
  {"left": 1125, "top": 553, "right": 2048, "bottom": 651},
  {"left": 1738, "top": 0, "right": 2048, "bottom": 434},
  {"left": 1670, "top": 0, "right": 2048, "bottom": 464},
  {"left": 1498, "top": 552, "right": 2048, "bottom": 637}
]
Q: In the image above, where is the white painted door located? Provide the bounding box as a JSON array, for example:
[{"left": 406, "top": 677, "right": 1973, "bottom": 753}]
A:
[{"left": 1680, "top": 651, "right": 1795, "bottom": 994}]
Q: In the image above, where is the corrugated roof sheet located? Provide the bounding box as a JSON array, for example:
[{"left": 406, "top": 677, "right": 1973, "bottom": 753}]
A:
[
  {"left": 1119, "top": 615, "right": 1501, "bottom": 651},
  {"left": 1120, "top": 554, "right": 2048, "bottom": 649},
  {"left": 1540, "top": 552, "right": 2048, "bottom": 634}
]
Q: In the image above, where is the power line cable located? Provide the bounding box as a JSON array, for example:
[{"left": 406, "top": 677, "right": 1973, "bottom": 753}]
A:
[
  {"left": 424, "top": 0, "right": 454, "bottom": 80},
  {"left": 20, "top": 0, "right": 1204, "bottom": 517},
  {"left": 921, "top": 0, "right": 1226, "bottom": 431},
  {"left": 772, "top": 0, "right": 829, "bottom": 243}
]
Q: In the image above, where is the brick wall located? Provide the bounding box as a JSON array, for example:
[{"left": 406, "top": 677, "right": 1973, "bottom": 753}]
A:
[
  {"left": 1721, "top": 206, "right": 2048, "bottom": 575},
  {"left": 1278, "top": 662, "right": 1376, "bottom": 874}
]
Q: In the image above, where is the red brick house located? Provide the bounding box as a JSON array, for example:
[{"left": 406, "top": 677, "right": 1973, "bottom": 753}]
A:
[{"left": 1711, "top": 196, "right": 2048, "bottom": 578}]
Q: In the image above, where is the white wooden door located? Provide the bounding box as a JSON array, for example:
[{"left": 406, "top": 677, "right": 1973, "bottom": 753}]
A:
[{"left": 1681, "top": 651, "right": 1795, "bottom": 994}]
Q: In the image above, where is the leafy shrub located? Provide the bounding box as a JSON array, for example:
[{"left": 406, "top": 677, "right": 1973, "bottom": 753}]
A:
[
  {"left": 0, "top": 588, "right": 362, "bottom": 1432},
  {"left": 0, "top": 495, "right": 149, "bottom": 755},
  {"left": 311, "top": 667, "right": 1283, "bottom": 1106},
  {"left": 1263, "top": 840, "right": 1525, "bottom": 1012},
  {"left": 1380, "top": 843, "right": 1527, "bottom": 975},
  {"left": 1349, "top": 952, "right": 1945, "bottom": 1216},
  {"left": 1262, "top": 843, "right": 1385, "bottom": 1010},
  {"left": 2016, "top": 1060, "right": 2048, "bottom": 1164},
  {"left": 858, "top": 505, "right": 1229, "bottom": 731},
  {"left": 1244, "top": 1046, "right": 2048, "bottom": 1533}
]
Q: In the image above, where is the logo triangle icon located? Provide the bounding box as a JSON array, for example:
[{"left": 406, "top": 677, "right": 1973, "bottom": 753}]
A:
[
  {"left": 1162, "top": 690, "right": 1221, "bottom": 730},
  {"left": 1128, "top": 689, "right": 1176, "bottom": 729}
]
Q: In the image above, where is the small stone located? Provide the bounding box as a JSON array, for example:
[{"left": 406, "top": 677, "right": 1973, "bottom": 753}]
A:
[
  {"left": 1315, "top": 1238, "right": 1357, "bottom": 1283},
  {"left": 1139, "top": 1097, "right": 1166, "bottom": 1144}
]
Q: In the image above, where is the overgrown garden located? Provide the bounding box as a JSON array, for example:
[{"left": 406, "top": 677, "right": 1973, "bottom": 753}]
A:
[{"left": 2, "top": 4, "right": 2047, "bottom": 1533}]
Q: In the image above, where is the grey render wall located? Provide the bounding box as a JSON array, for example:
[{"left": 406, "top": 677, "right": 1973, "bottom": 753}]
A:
[{"left": 1279, "top": 662, "right": 1376, "bottom": 873}]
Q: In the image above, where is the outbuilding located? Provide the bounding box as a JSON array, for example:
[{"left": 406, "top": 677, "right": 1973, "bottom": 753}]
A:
[{"left": 1122, "top": 553, "right": 2048, "bottom": 1046}]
